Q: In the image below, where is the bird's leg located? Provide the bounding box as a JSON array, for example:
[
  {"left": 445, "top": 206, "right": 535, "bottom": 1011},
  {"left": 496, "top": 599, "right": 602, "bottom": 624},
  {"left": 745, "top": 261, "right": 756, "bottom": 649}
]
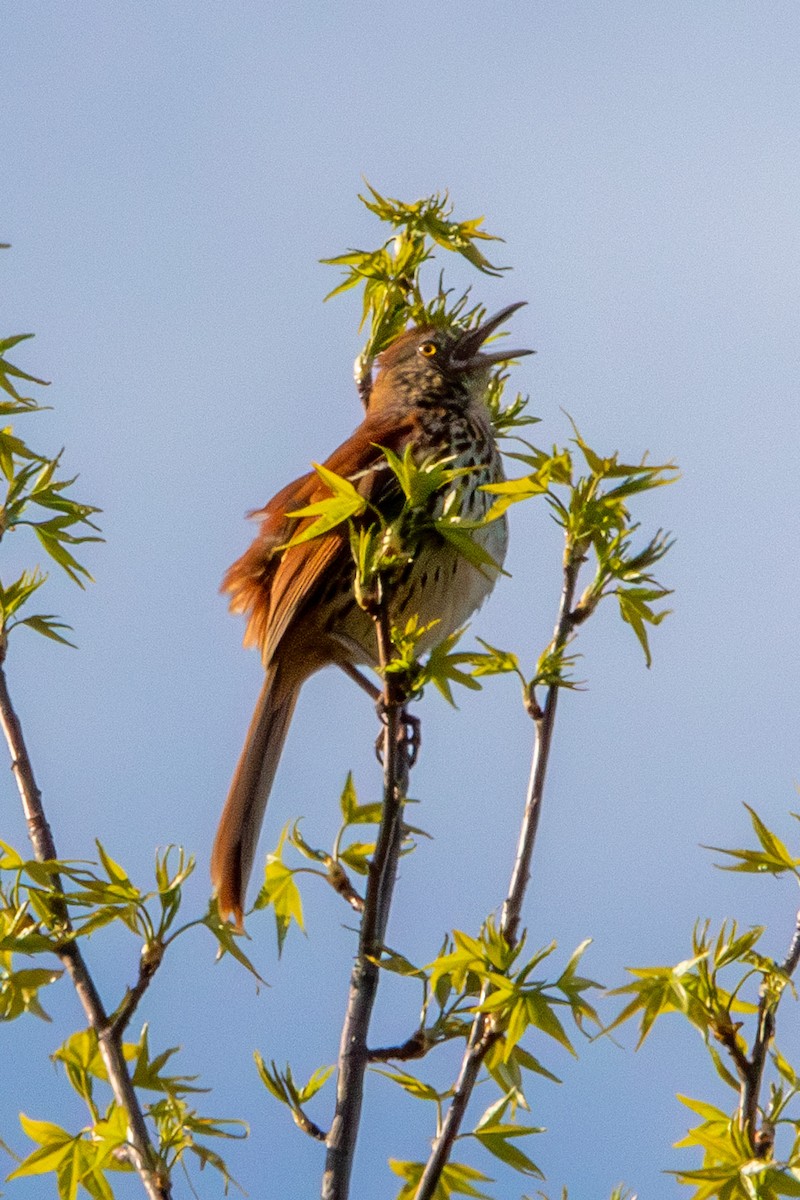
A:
[
  {"left": 338, "top": 662, "right": 382, "bottom": 703},
  {"left": 337, "top": 663, "right": 421, "bottom": 767}
]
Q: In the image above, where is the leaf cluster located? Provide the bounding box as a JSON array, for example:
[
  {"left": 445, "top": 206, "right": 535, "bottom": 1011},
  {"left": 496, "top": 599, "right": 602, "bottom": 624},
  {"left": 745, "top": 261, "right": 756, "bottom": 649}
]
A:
[
  {"left": 0, "top": 333, "right": 101, "bottom": 652},
  {"left": 607, "top": 918, "right": 762, "bottom": 1052},
  {"left": 254, "top": 1056, "right": 332, "bottom": 1141},
  {"left": 253, "top": 774, "right": 419, "bottom": 953},
  {"left": 0, "top": 839, "right": 258, "bottom": 1195},
  {"left": 1, "top": 836, "right": 266, "bottom": 992},
  {"left": 367, "top": 926, "right": 601, "bottom": 1192},
  {"left": 610, "top": 808, "right": 800, "bottom": 1195},
  {"left": 484, "top": 426, "right": 677, "bottom": 667},
  {"left": 1, "top": 840, "right": 193, "bottom": 952},
  {"left": 9, "top": 1026, "right": 245, "bottom": 1198},
  {"left": 672, "top": 1094, "right": 800, "bottom": 1199},
  {"left": 322, "top": 184, "right": 507, "bottom": 369}
]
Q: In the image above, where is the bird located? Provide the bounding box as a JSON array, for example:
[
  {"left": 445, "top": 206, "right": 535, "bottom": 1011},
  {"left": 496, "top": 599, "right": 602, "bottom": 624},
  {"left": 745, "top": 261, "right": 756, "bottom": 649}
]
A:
[{"left": 211, "top": 303, "right": 532, "bottom": 926}]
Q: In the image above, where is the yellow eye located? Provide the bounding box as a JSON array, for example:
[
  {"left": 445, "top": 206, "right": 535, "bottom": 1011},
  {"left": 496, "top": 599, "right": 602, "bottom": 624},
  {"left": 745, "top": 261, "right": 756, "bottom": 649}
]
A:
[{"left": 419, "top": 341, "right": 438, "bottom": 357}]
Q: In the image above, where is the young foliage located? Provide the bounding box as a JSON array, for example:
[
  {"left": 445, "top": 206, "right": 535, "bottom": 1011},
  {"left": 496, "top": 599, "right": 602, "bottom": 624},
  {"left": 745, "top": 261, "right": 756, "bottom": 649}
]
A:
[
  {"left": 322, "top": 184, "right": 508, "bottom": 376},
  {"left": 0, "top": 331, "right": 101, "bottom": 654},
  {"left": 8, "top": 1024, "right": 246, "bottom": 1200},
  {"left": 389, "top": 1157, "right": 496, "bottom": 1200},
  {"left": 0, "top": 834, "right": 256, "bottom": 1195},
  {"left": 254, "top": 1055, "right": 333, "bottom": 1141},
  {"left": 610, "top": 808, "right": 800, "bottom": 1194}
]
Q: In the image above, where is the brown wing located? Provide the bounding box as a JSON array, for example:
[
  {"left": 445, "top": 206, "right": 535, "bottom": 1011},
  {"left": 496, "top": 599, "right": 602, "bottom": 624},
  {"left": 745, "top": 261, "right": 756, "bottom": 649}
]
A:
[{"left": 223, "top": 405, "right": 416, "bottom": 664}]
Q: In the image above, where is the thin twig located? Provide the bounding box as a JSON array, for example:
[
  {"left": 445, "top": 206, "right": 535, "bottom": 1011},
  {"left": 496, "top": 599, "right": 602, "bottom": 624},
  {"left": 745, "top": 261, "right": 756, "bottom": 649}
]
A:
[
  {"left": 413, "top": 548, "right": 583, "bottom": 1200},
  {"left": 739, "top": 907, "right": 800, "bottom": 1152},
  {"left": 0, "top": 659, "right": 171, "bottom": 1200},
  {"left": 326, "top": 861, "right": 365, "bottom": 913},
  {"left": 502, "top": 551, "right": 584, "bottom": 944},
  {"left": 292, "top": 1109, "right": 328, "bottom": 1143},
  {"left": 109, "top": 940, "right": 165, "bottom": 1040},
  {"left": 321, "top": 593, "right": 413, "bottom": 1200},
  {"left": 367, "top": 1029, "right": 432, "bottom": 1063}
]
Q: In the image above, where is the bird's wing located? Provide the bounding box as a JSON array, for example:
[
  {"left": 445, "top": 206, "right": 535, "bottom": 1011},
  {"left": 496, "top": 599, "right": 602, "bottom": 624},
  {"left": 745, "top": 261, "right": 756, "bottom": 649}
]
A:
[{"left": 223, "top": 407, "right": 415, "bottom": 662}]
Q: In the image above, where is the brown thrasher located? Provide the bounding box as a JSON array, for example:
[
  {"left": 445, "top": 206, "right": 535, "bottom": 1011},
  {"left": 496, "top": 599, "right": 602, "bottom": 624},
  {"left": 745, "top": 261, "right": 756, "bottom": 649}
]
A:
[{"left": 211, "top": 303, "right": 532, "bottom": 925}]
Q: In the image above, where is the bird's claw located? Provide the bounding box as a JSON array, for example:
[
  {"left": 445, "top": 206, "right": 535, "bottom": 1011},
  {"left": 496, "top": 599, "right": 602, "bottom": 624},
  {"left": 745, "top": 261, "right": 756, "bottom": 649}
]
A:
[{"left": 374, "top": 702, "right": 421, "bottom": 768}]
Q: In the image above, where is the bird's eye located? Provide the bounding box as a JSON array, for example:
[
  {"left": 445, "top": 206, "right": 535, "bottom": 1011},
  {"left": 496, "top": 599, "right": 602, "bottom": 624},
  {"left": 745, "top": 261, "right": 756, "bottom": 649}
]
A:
[{"left": 419, "top": 341, "right": 438, "bottom": 357}]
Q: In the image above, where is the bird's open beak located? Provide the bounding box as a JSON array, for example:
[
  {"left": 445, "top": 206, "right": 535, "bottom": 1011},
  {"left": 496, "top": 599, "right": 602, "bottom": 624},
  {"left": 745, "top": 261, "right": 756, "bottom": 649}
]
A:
[{"left": 451, "top": 302, "right": 534, "bottom": 369}]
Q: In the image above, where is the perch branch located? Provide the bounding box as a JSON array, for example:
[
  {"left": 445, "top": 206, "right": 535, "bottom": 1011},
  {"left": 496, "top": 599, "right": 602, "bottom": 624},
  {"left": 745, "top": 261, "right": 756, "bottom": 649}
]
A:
[{"left": 321, "top": 592, "right": 414, "bottom": 1200}]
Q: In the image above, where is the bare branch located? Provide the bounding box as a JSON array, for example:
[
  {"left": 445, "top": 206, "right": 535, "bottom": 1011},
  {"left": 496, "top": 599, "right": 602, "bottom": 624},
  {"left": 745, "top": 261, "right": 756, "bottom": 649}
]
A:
[
  {"left": 367, "top": 1029, "right": 432, "bottom": 1063},
  {"left": 0, "top": 658, "right": 171, "bottom": 1200},
  {"left": 502, "top": 552, "right": 584, "bottom": 944},
  {"left": 109, "top": 940, "right": 165, "bottom": 1040},
  {"left": 321, "top": 590, "right": 414, "bottom": 1200},
  {"left": 413, "top": 548, "right": 584, "bottom": 1200}
]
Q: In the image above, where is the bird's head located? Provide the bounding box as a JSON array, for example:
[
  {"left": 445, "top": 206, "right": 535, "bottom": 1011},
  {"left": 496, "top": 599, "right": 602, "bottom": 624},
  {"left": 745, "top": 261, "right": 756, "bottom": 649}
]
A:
[{"left": 371, "top": 302, "right": 533, "bottom": 410}]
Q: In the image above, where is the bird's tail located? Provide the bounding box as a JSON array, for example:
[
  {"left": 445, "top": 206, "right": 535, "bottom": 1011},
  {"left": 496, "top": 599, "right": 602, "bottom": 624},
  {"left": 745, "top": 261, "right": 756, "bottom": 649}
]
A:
[{"left": 211, "top": 661, "right": 300, "bottom": 928}]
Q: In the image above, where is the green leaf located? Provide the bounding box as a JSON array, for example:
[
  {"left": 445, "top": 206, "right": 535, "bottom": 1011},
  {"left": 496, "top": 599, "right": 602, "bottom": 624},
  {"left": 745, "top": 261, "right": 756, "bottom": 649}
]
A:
[
  {"left": 298, "top": 1064, "right": 335, "bottom": 1104},
  {"left": 774, "top": 1048, "right": 799, "bottom": 1086},
  {"left": 0, "top": 569, "right": 46, "bottom": 619},
  {"left": 8, "top": 1139, "right": 75, "bottom": 1181},
  {"left": 390, "top": 1157, "right": 496, "bottom": 1199},
  {"left": 472, "top": 1125, "right": 545, "bottom": 1178},
  {"left": 254, "top": 1053, "right": 291, "bottom": 1105},
  {"left": 768, "top": 1172, "right": 800, "bottom": 1197},
  {"left": 14, "top": 613, "right": 77, "bottom": 648},
  {"left": 203, "top": 899, "right": 267, "bottom": 982},
  {"left": 707, "top": 808, "right": 800, "bottom": 877},
  {"left": 523, "top": 991, "right": 575, "bottom": 1056},
  {"left": 339, "top": 841, "right": 376, "bottom": 875},
  {"left": 254, "top": 848, "right": 305, "bottom": 955},
  {"left": 676, "top": 1094, "right": 730, "bottom": 1122},
  {"left": 616, "top": 587, "right": 671, "bottom": 668},
  {"left": 373, "top": 946, "right": 427, "bottom": 979},
  {"left": 18, "top": 1113, "right": 73, "bottom": 1147},
  {"left": 510, "top": 1045, "right": 561, "bottom": 1084},
  {"left": 95, "top": 841, "right": 132, "bottom": 887},
  {"left": 373, "top": 1067, "right": 448, "bottom": 1102},
  {"left": 339, "top": 772, "right": 358, "bottom": 823},
  {"left": 284, "top": 462, "right": 367, "bottom": 546},
  {"left": 1, "top": 964, "right": 63, "bottom": 1022},
  {"left": 434, "top": 522, "right": 506, "bottom": 578},
  {"left": 33, "top": 526, "right": 95, "bottom": 587}
]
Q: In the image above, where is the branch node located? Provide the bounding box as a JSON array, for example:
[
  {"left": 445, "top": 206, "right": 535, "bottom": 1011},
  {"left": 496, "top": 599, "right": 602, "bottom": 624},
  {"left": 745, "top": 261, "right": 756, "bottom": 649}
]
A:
[{"left": 327, "top": 862, "right": 365, "bottom": 913}]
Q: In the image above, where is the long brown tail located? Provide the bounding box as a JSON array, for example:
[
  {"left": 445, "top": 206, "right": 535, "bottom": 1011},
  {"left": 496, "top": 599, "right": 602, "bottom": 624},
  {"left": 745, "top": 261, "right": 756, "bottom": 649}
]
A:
[{"left": 211, "top": 661, "right": 301, "bottom": 928}]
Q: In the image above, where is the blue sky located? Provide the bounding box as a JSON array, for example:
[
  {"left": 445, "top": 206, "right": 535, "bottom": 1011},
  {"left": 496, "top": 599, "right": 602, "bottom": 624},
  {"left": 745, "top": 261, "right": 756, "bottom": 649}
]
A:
[{"left": 4, "top": 3, "right": 800, "bottom": 1197}]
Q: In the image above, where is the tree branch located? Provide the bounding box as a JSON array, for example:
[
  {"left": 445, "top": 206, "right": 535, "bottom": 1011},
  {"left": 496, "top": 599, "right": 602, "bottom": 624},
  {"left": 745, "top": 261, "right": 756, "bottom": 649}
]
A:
[
  {"left": 367, "top": 1029, "right": 432, "bottom": 1063},
  {"left": 0, "top": 658, "right": 171, "bottom": 1200},
  {"left": 739, "top": 906, "right": 800, "bottom": 1153},
  {"left": 108, "top": 940, "right": 165, "bottom": 1040},
  {"left": 321, "top": 591, "right": 413, "bottom": 1200},
  {"left": 413, "top": 547, "right": 584, "bottom": 1200}
]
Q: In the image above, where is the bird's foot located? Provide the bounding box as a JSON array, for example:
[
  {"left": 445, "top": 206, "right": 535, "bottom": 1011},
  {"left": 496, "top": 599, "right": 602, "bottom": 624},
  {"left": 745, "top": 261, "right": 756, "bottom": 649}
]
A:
[{"left": 374, "top": 702, "right": 421, "bottom": 768}]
